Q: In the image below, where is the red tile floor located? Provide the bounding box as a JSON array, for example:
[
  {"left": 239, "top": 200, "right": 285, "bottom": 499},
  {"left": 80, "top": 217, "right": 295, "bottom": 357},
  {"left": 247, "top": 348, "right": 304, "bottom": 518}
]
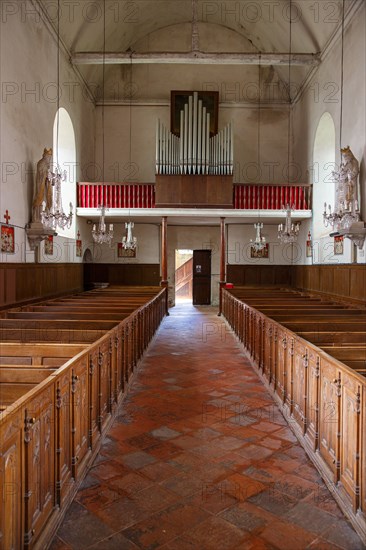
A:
[{"left": 51, "top": 304, "right": 365, "bottom": 550}]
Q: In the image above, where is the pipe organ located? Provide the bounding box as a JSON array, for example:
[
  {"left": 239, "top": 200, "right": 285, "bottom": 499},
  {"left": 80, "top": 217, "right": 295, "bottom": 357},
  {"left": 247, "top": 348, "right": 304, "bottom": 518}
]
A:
[{"left": 156, "top": 92, "right": 233, "bottom": 176}]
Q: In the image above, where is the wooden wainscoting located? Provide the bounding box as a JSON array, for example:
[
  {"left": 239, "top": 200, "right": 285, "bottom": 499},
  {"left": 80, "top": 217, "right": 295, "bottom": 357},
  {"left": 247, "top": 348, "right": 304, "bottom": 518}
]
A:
[
  {"left": 291, "top": 265, "right": 366, "bottom": 306},
  {"left": 227, "top": 265, "right": 292, "bottom": 286},
  {"left": 84, "top": 264, "right": 161, "bottom": 288},
  {"left": 0, "top": 263, "right": 83, "bottom": 309}
]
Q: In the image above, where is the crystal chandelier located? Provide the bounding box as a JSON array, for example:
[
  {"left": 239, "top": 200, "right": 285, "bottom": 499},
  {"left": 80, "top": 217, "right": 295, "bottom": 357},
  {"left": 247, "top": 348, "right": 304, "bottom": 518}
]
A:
[
  {"left": 323, "top": 199, "right": 360, "bottom": 232},
  {"left": 41, "top": 167, "right": 73, "bottom": 230},
  {"left": 278, "top": 204, "right": 300, "bottom": 244},
  {"left": 250, "top": 222, "right": 266, "bottom": 251},
  {"left": 122, "top": 221, "right": 137, "bottom": 250},
  {"left": 92, "top": 206, "right": 113, "bottom": 245}
]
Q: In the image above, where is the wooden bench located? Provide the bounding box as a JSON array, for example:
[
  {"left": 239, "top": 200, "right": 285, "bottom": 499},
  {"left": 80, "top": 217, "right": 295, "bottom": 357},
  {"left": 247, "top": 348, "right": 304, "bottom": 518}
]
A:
[
  {"left": 0, "top": 285, "right": 168, "bottom": 550},
  {"left": 0, "top": 366, "right": 56, "bottom": 407},
  {"left": 0, "top": 342, "right": 87, "bottom": 367},
  {"left": 222, "top": 285, "right": 366, "bottom": 542}
]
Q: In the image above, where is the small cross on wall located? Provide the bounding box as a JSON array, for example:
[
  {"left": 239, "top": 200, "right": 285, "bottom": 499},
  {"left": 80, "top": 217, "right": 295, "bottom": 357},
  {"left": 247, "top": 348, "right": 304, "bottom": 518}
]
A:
[
  {"left": 3, "top": 210, "right": 11, "bottom": 224},
  {"left": 77, "top": 231, "right": 81, "bottom": 239}
]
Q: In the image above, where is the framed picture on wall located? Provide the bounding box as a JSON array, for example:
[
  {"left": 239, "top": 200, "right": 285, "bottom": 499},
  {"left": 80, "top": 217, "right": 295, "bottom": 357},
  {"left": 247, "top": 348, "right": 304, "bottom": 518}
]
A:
[
  {"left": 334, "top": 235, "right": 344, "bottom": 255},
  {"left": 170, "top": 91, "right": 219, "bottom": 137},
  {"left": 117, "top": 242, "right": 136, "bottom": 258},
  {"left": 0, "top": 225, "right": 14, "bottom": 253},
  {"left": 306, "top": 240, "right": 312, "bottom": 257},
  {"left": 76, "top": 239, "right": 82, "bottom": 257},
  {"left": 44, "top": 235, "right": 53, "bottom": 255},
  {"left": 250, "top": 244, "right": 269, "bottom": 259}
]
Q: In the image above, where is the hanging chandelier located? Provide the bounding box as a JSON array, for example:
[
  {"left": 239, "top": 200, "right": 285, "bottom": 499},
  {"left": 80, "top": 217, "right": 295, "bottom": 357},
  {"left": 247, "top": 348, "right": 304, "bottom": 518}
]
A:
[
  {"left": 250, "top": 223, "right": 266, "bottom": 251},
  {"left": 122, "top": 221, "right": 137, "bottom": 250},
  {"left": 323, "top": 198, "right": 360, "bottom": 232},
  {"left": 41, "top": 167, "right": 73, "bottom": 230},
  {"left": 92, "top": 206, "right": 113, "bottom": 245},
  {"left": 278, "top": 204, "right": 300, "bottom": 244}
]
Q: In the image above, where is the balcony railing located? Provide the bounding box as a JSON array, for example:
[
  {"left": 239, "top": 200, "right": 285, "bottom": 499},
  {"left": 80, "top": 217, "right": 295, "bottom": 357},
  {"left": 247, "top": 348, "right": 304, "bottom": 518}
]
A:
[
  {"left": 78, "top": 183, "right": 155, "bottom": 208},
  {"left": 233, "top": 183, "right": 312, "bottom": 210},
  {"left": 77, "top": 183, "right": 312, "bottom": 211}
]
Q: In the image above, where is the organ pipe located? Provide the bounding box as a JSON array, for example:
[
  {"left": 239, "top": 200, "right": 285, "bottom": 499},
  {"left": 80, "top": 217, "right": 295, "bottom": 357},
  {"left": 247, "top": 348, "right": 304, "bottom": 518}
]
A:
[{"left": 155, "top": 92, "right": 233, "bottom": 176}]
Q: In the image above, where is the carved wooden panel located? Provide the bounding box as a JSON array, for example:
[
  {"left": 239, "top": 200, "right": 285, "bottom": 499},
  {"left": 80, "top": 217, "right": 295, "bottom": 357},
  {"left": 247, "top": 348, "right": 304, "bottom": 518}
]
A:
[
  {"left": 305, "top": 349, "right": 320, "bottom": 451},
  {"left": 263, "top": 321, "right": 273, "bottom": 382},
  {"left": 292, "top": 340, "right": 308, "bottom": 434},
  {"left": 24, "top": 385, "right": 55, "bottom": 545},
  {"left": 362, "top": 384, "right": 366, "bottom": 517},
  {"left": 71, "top": 354, "right": 90, "bottom": 480},
  {"left": 285, "top": 335, "right": 295, "bottom": 416},
  {"left": 319, "top": 362, "right": 340, "bottom": 480},
  {"left": 276, "top": 326, "right": 287, "bottom": 403},
  {"left": 98, "top": 338, "right": 112, "bottom": 432},
  {"left": 88, "top": 347, "right": 100, "bottom": 449},
  {"left": 271, "top": 326, "right": 278, "bottom": 389},
  {"left": 55, "top": 374, "right": 72, "bottom": 506},
  {"left": 0, "top": 413, "right": 22, "bottom": 549},
  {"left": 340, "top": 373, "right": 362, "bottom": 511}
]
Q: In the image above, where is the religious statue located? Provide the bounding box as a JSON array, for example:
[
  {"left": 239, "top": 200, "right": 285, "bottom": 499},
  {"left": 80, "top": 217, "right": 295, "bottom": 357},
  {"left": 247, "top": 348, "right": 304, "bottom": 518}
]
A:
[
  {"left": 32, "top": 148, "right": 53, "bottom": 222},
  {"left": 332, "top": 146, "right": 360, "bottom": 213}
]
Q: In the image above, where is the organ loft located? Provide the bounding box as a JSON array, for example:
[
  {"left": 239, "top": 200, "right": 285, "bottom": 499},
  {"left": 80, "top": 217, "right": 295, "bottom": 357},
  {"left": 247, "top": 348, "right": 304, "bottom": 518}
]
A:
[{"left": 0, "top": 1, "right": 365, "bottom": 549}]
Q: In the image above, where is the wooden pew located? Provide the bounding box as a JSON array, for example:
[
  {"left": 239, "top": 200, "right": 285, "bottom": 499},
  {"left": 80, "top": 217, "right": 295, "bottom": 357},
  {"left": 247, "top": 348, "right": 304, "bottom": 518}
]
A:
[
  {"left": 222, "top": 286, "right": 366, "bottom": 542},
  {"left": 0, "top": 366, "right": 56, "bottom": 407},
  {"left": 0, "top": 285, "right": 168, "bottom": 550}
]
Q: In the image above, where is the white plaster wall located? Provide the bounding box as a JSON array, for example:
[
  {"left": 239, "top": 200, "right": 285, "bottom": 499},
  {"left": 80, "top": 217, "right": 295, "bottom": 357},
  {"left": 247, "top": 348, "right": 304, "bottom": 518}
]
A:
[
  {"left": 88, "top": 223, "right": 160, "bottom": 264},
  {"left": 227, "top": 224, "right": 309, "bottom": 266},
  {"left": 0, "top": 1, "right": 95, "bottom": 263},
  {"left": 292, "top": 3, "right": 366, "bottom": 264}
]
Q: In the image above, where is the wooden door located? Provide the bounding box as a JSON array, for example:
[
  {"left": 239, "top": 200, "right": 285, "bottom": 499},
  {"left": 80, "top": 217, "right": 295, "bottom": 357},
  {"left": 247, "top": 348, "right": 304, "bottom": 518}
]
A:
[{"left": 193, "top": 250, "right": 211, "bottom": 305}]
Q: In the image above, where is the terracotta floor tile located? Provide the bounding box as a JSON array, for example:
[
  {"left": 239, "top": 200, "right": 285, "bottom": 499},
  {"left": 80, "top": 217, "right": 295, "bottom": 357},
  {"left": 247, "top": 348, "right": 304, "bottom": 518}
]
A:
[
  {"left": 122, "top": 513, "right": 179, "bottom": 549},
  {"left": 260, "top": 518, "right": 318, "bottom": 550},
  {"left": 51, "top": 304, "right": 363, "bottom": 550},
  {"left": 57, "top": 506, "right": 115, "bottom": 549},
  {"left": 94, "top": 496, "right": 148, "bottom": 531},
  {"left": 130, "top": 484, "right": 178, "bottom": 513},
  {"left": 107, "top": 471, "right": 154, "bottom": 495},
  {"left": 182, "top": 515, "right": 249, "bottom": 550},
  {"left": 76, "top": 484, "right": 123, "bottom": 512},
  {"left": 119, "top": 451, "right": 157, "bottom": 470},
  {"left": 139, "top": 460, "right": 179, "bottom": 481},
  {"left": 160, "top": 472, "right": 203, "bottom": 497},
  {"left": 219, "top": 506, "right": 268, "bottom": 533},
  {"left": 87, "top": 532, "right": 140, "bottom": 549}
]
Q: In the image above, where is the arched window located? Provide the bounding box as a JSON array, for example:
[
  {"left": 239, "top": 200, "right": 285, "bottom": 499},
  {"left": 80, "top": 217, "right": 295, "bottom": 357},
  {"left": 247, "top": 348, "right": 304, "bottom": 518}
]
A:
[
  {"left": 53, "top": 108, "right": 76, "bottom": 238},
  {"left": 312, "top": 112, "right": 336, "bottom": 241}
]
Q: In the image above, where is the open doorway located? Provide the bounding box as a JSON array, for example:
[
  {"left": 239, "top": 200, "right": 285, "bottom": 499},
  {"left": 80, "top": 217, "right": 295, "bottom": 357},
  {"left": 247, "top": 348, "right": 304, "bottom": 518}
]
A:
[{"left": 175, "top": 249, "right": 193, "bottom": 303}]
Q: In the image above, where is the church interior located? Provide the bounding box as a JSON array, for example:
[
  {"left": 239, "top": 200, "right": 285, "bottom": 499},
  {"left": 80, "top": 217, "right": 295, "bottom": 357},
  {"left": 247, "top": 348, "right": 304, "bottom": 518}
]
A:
[{"left": 0, "top": 0, "right": 366, "bottom": 548}]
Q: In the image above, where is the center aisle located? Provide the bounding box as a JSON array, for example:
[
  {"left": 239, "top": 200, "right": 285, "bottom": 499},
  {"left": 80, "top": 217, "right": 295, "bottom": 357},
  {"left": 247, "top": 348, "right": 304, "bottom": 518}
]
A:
[{"left": 51, "top": 304, "right": 364, "bottom": 550}]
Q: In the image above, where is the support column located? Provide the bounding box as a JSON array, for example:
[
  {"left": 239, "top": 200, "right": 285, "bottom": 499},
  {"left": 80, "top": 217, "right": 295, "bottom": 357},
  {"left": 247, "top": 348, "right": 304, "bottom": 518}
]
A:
[
  {"left": 161, "top": 216, "right": 169, "bottom": 315},
  {"left": 218, "top": 216, "right": 226, "bottom": 316}
]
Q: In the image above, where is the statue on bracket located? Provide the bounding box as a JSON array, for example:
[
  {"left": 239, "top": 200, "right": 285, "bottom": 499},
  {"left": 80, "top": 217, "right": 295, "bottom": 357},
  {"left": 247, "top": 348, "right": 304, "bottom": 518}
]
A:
[
  {"left": 328, "top": 146, "right": 366, "bottom": 249},
  {"left": 32, "top": 148, "right": 53, "bottom": 222},
  {"left": 332, "top": 146, "right": 360, "bottom": 213},
  {"left": 26, "top": 147, "right": 56, "bottom": 251}
]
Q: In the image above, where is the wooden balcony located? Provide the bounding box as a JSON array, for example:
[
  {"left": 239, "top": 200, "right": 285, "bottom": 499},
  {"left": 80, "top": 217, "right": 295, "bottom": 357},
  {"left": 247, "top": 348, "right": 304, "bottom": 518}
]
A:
[{"left": 77, "top": 182, "right": 312, "bottom": 211}]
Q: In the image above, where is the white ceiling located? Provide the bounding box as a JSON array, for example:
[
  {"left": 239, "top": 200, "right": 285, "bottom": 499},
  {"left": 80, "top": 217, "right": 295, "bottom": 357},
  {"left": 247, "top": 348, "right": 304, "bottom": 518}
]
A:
[{"left": 39, "top": 0, "right": 359, "bottom": 103}]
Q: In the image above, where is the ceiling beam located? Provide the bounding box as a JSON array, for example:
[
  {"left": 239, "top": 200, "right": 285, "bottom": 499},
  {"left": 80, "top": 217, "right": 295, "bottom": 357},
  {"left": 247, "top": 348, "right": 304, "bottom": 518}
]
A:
[{"left": 72, "top": 51, "right": 320, "bottom": 67}]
